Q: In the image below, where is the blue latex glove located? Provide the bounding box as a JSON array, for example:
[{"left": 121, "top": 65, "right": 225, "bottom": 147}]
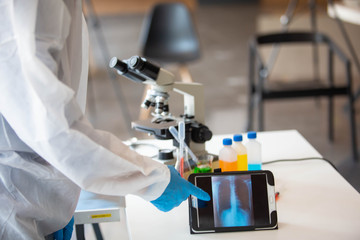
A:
[
  {"left": 52, "top": 216, "right": 74, "bottom": 240},
  {"left": 151, "top": 166, "right": 210, "bottom": 212}
]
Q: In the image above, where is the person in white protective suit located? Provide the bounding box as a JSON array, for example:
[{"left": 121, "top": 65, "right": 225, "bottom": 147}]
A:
[{"left": 0, "top": 1, "right": 210, "bottom": 239}]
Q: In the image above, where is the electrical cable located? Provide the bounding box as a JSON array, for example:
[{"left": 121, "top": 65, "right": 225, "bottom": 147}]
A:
[{"left": 263, "top": 157, "right": 338, "bottom": 171}]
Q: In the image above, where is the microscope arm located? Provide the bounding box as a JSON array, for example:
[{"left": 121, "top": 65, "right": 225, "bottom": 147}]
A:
[{"left": 173, "top": 82, "right": 205, "bottom": 124}]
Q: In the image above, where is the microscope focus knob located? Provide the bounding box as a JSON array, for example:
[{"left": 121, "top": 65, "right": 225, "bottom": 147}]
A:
[{"left": 191, "top": 124, "right": 212, "bottom": 143}]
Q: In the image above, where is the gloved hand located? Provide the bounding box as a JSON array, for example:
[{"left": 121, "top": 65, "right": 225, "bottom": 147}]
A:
[
  {"left": 52, "top": 216, "right": 74, "bottom": 240},
  {"left": 151, "top": 166, "right": 210, "bottom": 212}
]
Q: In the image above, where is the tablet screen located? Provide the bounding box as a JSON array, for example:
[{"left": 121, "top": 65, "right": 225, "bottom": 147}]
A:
[
  {"left": 212, "top": 175, "right": 254, "bottom": 227},
  {"left": 194, "top": 173, "right": 269, "bottom": 229}
]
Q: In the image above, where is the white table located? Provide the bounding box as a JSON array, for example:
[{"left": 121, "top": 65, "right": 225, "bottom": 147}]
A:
[
  {"left": 328, "top": 1, "right": 360, "bottom": 25},
  {"left": 74, "top": 192, "right": 129, "bottom": 240},
  {"left": 125, "top": 130, "right": 360, "bottom": 240}
]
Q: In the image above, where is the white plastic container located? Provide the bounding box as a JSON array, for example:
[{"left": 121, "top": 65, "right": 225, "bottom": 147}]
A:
[
  {"left": 245, "top": 131, "right": 262, "bottom": 170},
  {"left": 219, "top": 138, "right": 238, "bottom": 172},
  {"left": 233, "top": 134, "right": 248, "bottom": 171}
]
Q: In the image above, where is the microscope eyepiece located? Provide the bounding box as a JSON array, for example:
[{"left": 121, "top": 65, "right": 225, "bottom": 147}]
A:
[
  {"left": 110, "top": 56, "right": 148, "bottom": 83},
  {"left": 128, "top": 56, "right": 143, "bottom": 69},
  {"left": 128, "top": 56, "right": 160, "bottom": 81},
  {"left": 109, "top": 57, "right": 128, "bottom": 73}
]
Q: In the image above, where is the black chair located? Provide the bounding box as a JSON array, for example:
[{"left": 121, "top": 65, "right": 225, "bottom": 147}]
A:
[
  {"left": 138, "top": 2, "right": 201, "bottom": 120},
  {"left": 139, "top": 2, "right": 200, "bottom": 83},
  {"left": 247, "top": 31, "right": 358, "bottom": 160}
]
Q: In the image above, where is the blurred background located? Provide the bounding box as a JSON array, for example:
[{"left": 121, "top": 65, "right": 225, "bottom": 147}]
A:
[{"left": 82, "top": 0, "right": 360, "bottom": 191}]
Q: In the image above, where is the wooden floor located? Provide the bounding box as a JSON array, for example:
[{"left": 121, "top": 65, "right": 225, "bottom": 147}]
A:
[{"left": 87, "top": 0, "right": 197, "bottom": 15}]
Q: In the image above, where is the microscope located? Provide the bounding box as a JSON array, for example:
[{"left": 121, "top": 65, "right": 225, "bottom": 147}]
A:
[{"left": 109, "top": 56, "right": 212, "bottom": 159}]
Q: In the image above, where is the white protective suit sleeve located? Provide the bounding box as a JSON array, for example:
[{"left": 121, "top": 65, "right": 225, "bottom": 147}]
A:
[{"left": 0, "top": 0, "right": 170, "bottom": 201}]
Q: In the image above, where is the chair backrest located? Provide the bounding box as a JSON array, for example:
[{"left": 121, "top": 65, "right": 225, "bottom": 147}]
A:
[
  {"left": 251, "top": 31, "right": 349, "bottom": 70},
  {"left": 256, "top": 32, "right": 327, "bottom": 45},
  {"left": 140, "top": 2, "right": 201, "bottom": 64}
]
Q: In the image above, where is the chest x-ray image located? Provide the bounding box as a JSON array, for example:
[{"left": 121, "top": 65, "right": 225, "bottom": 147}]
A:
[{"left": 211, "top": 175, "right": 254, "bottom": 227}]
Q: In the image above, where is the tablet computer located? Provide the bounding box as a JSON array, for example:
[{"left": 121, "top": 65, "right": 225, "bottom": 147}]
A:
[{"left": 188, "top": 170, "right": 278, "bottom": 234}]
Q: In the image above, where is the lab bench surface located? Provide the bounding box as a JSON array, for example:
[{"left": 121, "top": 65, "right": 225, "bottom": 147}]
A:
[{"left": 125, "top": 130, "right": 360, "bottom": 240}]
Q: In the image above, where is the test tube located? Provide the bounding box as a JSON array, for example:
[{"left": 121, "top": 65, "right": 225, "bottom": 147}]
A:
[{"left": 178, "top": 122, "right": 185, "bottom": 177}]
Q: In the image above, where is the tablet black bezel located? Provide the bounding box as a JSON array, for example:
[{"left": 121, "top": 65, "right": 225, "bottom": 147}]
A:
[{"left": 188, "top": 170, "right": 278, "bottom": 234}]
